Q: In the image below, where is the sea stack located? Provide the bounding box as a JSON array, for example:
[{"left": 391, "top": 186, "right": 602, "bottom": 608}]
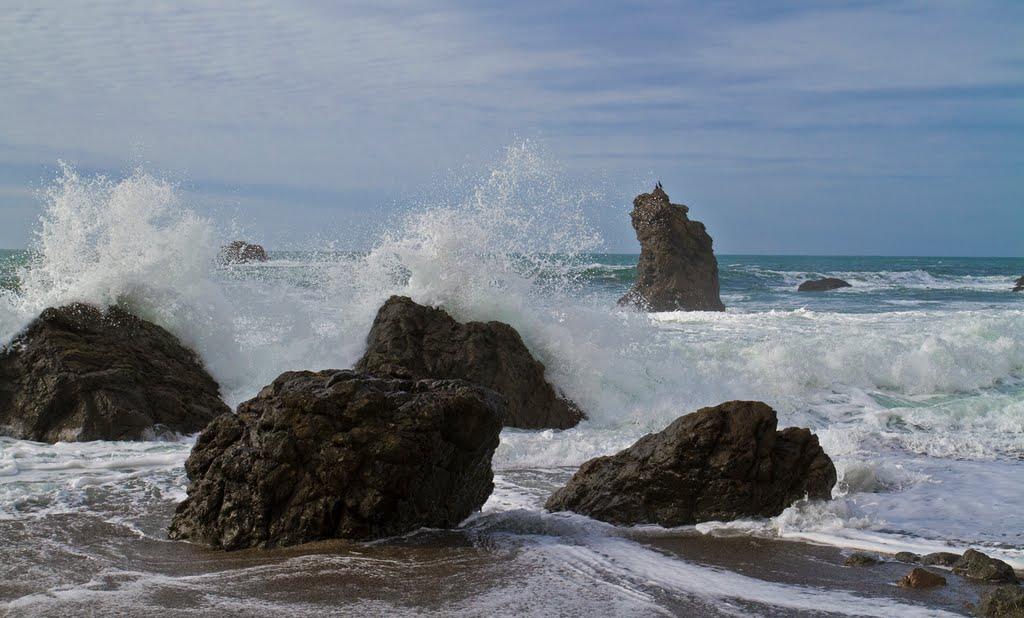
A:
[{"left": 618, "top": 184, "right": 725, "bottom": 312}]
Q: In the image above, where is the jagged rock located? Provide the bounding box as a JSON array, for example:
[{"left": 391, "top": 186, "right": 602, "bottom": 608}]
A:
[
  {"left": 1013, "top": 276, "right": 1023, "bottom": 292},
  {"left": 922, "top": 552, "right": 962, "bottom": 567},
  {"left": 953, "top": 549, "right": 1019, "bottom": 584},
  {"left": 0, "top": 304, "right": 228, "bottom": 442},
  {"left": 219, "top": 240, "right": 268, "bottom": 264},
  {"left": 618, "top": 184, "right": 725, "bottom": 312},
  {"left": 977, "top": 586, "right": 1024, "bottom": 618},
  {"left": 845, "top": 553, "right": 880, "bottom": 567},
  {"left": 797, "top": 278, "right": 851, "bottom": 292},
  {"left": 545, "top": 401, "right": 836, "bottom": 526},
  {"left": 898, "top": 567, "right": 947, "bottom": 589},
  {"left": 355, "top": 295, "right": 583, "bottom": 430},
  {"left": 895, "top": 551, "right": 922, "bottom": 563},
  {"left": 168, "top": 370, "right": 503, "bottom": 550}
]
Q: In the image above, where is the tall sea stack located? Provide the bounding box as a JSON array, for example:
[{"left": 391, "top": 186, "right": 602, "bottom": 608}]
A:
[{"left": 618, "top": 184, "right": 725, "bottom": 312}]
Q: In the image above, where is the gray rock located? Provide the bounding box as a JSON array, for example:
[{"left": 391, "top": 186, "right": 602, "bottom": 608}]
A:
[
  {"left": 219, "top": 240, "right": 268, "bottom": 264},
  {"left": 545, "top": 400, "right": 836, "bottom": 526},
  {"left": 895, "top": 551, "right": 922, "bottom": 563},
  {"left": 953, "top": 549, "right": 1019, "bottom": 584},
  {"left": 976, "top": 586, "right": 1024, "bottom": 618},
  {"left": 797, "top": 277, "right": 852, "bottom": 292},
  {"left": 922, "top": 551, "right": 962, "bottom": 567},
  {"left": 355, "top": 295, "right": 583, "bottom": 430},
  {"left": 845, "top": 552, "right": 880, "bottom": 567},
  {"left": 168, "top": 370, "right": 503, "bottom": 550},
  {"left": 618, "top": 184, "right": 725, "bottom": 312},
  {"left": 0, "top": 304, "right": 228, "bottom": 442}
]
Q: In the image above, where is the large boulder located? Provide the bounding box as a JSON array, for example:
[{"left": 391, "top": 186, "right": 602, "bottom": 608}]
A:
[
  {"left": 797, "top": 277, "right": 851, "bottom": 292},
  {"left": 618, "top": 184, "right": 725, "bottom": 312},
  {"left": 953, "top": 549, "right": 1019, "bottom": 584},
  {"left": 977, "top": 586, "right": 1024, "bottom": 618},
  {"left": 355, "top": 296, "right": 583, "bottom": 429},
  {"left": 168, "top": 370, "right": 503, "bottom": 550},
  {"left": 0, "top": 304, "right": 228, "bottom": 442},
  {"left": 218, "top": 240, "right": 268, "bottom": 264},
  {"left": 545, "top": 400, "right": 836, "bottom": 526}
]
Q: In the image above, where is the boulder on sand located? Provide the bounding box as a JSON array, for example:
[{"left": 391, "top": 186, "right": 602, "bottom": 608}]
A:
[
  {"left": 618, "top": 184, "right": 725, "bottom": 312},
  {"left": 218, "top": 240, "right": 268, "bottom": 264},
  {"left": 545, "top": 400, "right": 836, "bottom": 526},
  {"left": 897, "top": 567, "right": 946, "bottom": 589},
  {"left": 355, "top": 295, "right": 583, "bottom": 430},
  {"left": 952, "top": 549, "right": 1019, "bottom": 584},
  {"left": 168, "top": 370, "right": 503, "bottom": 550},
  {"left": 0, "top": 304, "right": 228, "bottom": 442},
  {"left": 797, "top": 278, "right": 851, "bottom": 292}
]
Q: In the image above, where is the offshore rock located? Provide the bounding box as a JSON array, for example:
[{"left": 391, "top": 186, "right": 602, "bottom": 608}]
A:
[
  {"left": 1013, "top": 276, "right": 1023, "bottom": 292},
  {"left": 0, "top": 304, "right": 228, "bottom": 442},
  {"left": 618, "top": 184, "right": 725, "bottom": 312},
  {"left": 545, "top": 401, "right": 836, "bottom": 525},
  {"left": 953, "top": 549, "right": 1019, "bottom": 584},
  {"left": 168, "top": 370, "right": 503, "bottom": 550},
  {"left": 355, "top": 295, "right": 583, "bottom": 429},
  {"left": 219, "top": 240, "right": 268, "bottom": 264},
  {"left": 797, "top": 278, "right": 851, "bottom": 292}
]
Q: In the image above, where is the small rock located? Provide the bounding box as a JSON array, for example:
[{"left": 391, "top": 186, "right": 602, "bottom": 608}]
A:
[
  {"left": 845, "top": 552, "right": 880, "bottom": 567},
  {"left": 953, "top": 549, "right": 1019, "bottom": 584},
  {"left": 922, "top": 552, "right": 962, "bottom": 567},
  {"left": 797, "top": 277, "right": 852, "bottom": 292},
  {"left": 1013, "top": 276, "right": 1023, "bottom": 292},
  {"left": 898, "top": 567, "right": 946, "bottom": 589},
  {"left": 895, "top": 551, "right": 922, "bottom": 563},
  {"left": 976, "top": 586, "right": 1024, "bottom": 618}
]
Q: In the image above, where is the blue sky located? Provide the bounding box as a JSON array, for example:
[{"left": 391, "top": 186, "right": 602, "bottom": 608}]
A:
[{"left": 1, "top": 0, "right": 1021, "bottom": 254}]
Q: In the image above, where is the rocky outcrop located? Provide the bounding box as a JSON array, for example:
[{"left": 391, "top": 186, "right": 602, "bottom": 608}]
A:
[
  {"left": 545, "top": 400, "right": 836, "bottom": 526},
  {"left": 953, "top": 549, "right": 1019, "bottom": 584},
  {"left": 797, "top": 278, "right": 851, "bottom": 292},
  {"left": 1013, "top": 276, "right": 1023, "bottom": 292},
  {"left": 168, "top": 370, "right": 503, "bottom": 550},
  {"left": 355, "top": 296, "right": 583, "bottom": 430},
  {"left": 898, "top": 568, "right": 946, "bottom": 589},
  {"left": 0, "top": 304, "right": 228, "bottom": 442},
  {"left": 618, "top": 184, "right": 725, "bottom": 312},
  {"left": 977, "top": 586, "right": 1024, "bottom": 618},
  {"left": 219, "top": 240, "right": 268, "bottom": 264}
]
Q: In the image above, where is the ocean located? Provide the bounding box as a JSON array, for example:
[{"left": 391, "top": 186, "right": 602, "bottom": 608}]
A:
[{"left": 0, "top": 163, "right": 1022, "bottom": 616}]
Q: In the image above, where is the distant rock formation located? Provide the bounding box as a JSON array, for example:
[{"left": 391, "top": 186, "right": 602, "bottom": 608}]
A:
[
  {"left": 618, "top": 184, "right": 725, "bottom": 312},
  {"left": 797, "top": 277, "right": 851, "bottom": 292},
  {"left": 545, "top": 400, "right": 836, "bottom": 526},
  {"left": 355, "top": 296, "right": 584, "bottom": 429},
  {"left": 168, "top": 370, "right": 503, "bottom": 550},
  {"left": 1013, "top": 275, "right": 1023, "bottom": 292},
  {"left": 0, "top": 304, "right": 228, "bottom": 442},
  {"left": 219, "top": 240, "right": 268, "bottom": 264}
]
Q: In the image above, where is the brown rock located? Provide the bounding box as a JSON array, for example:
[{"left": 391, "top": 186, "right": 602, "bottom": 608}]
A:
[
  {"left": 898, "top": 567, "right": 946, "bottom": 588},
  {"left": 845, "top": 552, "right": 879, "bottom": 567}
]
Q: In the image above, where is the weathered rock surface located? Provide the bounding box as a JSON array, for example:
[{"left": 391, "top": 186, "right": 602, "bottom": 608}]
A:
[
  {"left": 898, "top": 567, "right": 947, "bottom": 589},
  {"left": 923, "top": 551, "right": 962, "bottom": 567},
  {"left": 797, "top": 277, "right": 852, "bottom": 292},
  {"left": 844, "top": 552, "right": 879, "bottom": 567},
  {"left": 618, "top": 184, "right": 725, "bottom": 312},
  {"left": 977, "top": 586, "right": 1024, "bottom": 618},
  {"left": 1013, "top": 276, "right": 1023, "bottom": 292},
  {"left": 355, "top": 295, "right": 583, "bottom": 430},
  {"left": 168, "top": 370, "right": 503, "bottom": 550},
  {"left": 953, "top": 549, "right": 1019, "bottom": 584},
  {"left": 544, "top": 400, "right": 836, "bottom": 526},
  {"left": 219, "top": 240, "right": 268, "bottom": 264},
  {"left": 0, "top": 304, "right": 228, "bottom": 442}
]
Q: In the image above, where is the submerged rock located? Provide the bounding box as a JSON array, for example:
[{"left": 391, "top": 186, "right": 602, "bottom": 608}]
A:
[
  {"left": 218, "top": 240, "right": 268, "bottom": 264},
  {"left": 977, "top": 586, "right": 1024, "bottom": 618},
  {"left": 1013, "top": 276, "right": 1023, "bottom": 292},
  {"left": 545, "top": 400, "right": 836, "bottom": 526},
  {"left": 797, "top": 277, "right": 851, "bottom": 292},
  {"left": 897, "top": 567, "right": 946, "bottom": 589},
  {"left": 844, "top": 552, "right": 880, "bottom": 567},
  {"left": 355, "top": 295, "right": 583, "bottom": 430},
  {"left": 922, "top": 551, "right": 962, "bottom": 567},
  {"left": 0, "top": 304, "right": 228, "bottom": 442},
  {"left": 168, "top": 370, "right": 503, "bottom": 550},
  {"left": 953, "top": 549, "right": 1019, "bottom": 584},
  {"left": 618, "top": 184, "right": 725, "bottom": 312}
]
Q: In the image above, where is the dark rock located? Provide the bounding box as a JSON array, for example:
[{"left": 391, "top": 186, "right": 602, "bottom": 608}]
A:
[
  {"left": 1013, "top": 276, "right": 1023, "bottom": 292},
  {"left": 953, "top": 549, "right": 1019, "bottom": 584},
  {"left": 895, "top": 551, "right": 922, "bottom": 564},
  {"left": 797, "top": 278, "right": 852, "bottom": 292},
  {"left": 0, "top": 304, "right": 228, "bottom": 442},
  {"left": 219, "top": 240, "right": 268, "bottom": 264},
  {"left": 168, "top": 370, "right": 503, "bottom": 550},
  {"left": 845, "top": 552, "right": 880, "bottom": 567},
  {"left": 923, "top": 551, "right": 963, "bottom": 567},
  {"left": 977, "top": 586, "right": 1024, "bottom": 618},
  {"left": 544, "top": 400, "right": 836, "bottom": 526},
  {"left": 355, "top": 295, "right": 583, "bottom": 430},
  {"left": 618, "top": 184, "right": 725, "bottom": 312},
  {"left": 898, "top": 567, "right": 947, "bottom": 588}
]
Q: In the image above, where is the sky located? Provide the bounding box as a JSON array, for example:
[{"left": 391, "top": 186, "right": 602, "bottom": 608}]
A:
[{"left": 1, "top": 0, "right": 1021, "bottom": 255}]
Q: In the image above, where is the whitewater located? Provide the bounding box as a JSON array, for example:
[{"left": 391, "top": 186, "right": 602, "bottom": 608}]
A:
[{"left": 1, "top": 147, "right": 1022, "bottom": 616}]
